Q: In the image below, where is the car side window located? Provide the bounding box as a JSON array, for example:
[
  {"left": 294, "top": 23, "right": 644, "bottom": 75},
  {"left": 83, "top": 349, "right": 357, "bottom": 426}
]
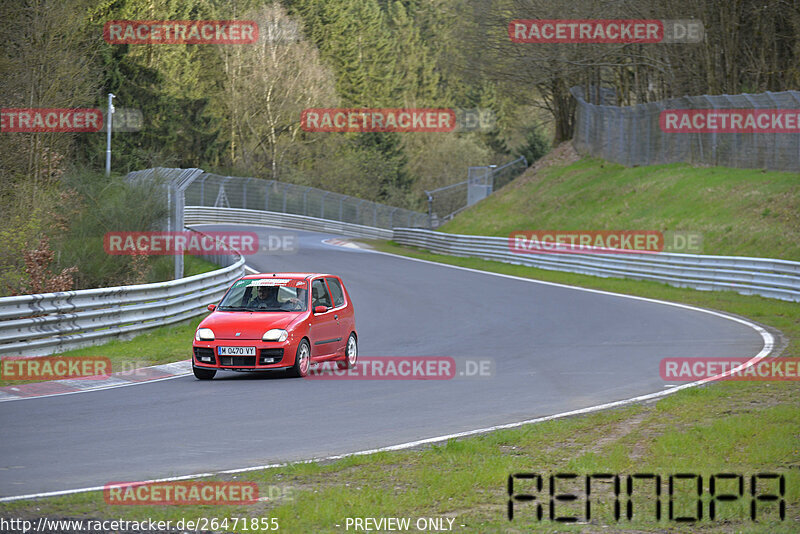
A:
[
  {"left": 311, "top": 279, "right": 332, "bottom": 309},
  {"left": 326, "top": 277, "right": 345, "bottom": 307}
]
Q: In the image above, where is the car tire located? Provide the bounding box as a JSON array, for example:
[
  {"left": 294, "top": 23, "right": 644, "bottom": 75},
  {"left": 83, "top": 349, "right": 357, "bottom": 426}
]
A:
[
  {"left": 193, "top": 366, "right": 216, "bottom": 380},
  {"left": 337, "top": 333, "right": 358, "bottom": 370},
  {"left": 291, "top": 339, "right": 311, "bottom": 378}
]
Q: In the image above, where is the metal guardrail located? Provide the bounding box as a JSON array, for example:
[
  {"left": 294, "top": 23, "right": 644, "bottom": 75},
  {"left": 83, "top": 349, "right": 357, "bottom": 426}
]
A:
[
  {"left": 392, "top": 228, "right": 800, "bottom": 302},
  {"left": 186, "top": 172, "right": 429, "bottom": 230},
  {"left": 185, "top": 206, "right": 393, "bottom": 240},
  {"left": 4, "top": 206, "right": 797, "bottom": 358},
  {"left": 0, "top": 231, "right": 245, "bottom": 357}
]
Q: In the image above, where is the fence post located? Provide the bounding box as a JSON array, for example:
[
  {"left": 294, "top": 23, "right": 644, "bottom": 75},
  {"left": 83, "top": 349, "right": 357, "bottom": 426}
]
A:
[
  {"left": 321, "top": 191, "right": 330, "bottom": 218},
  {"left": 264, "top": 180, "right": 273, "bottom": 211},
  {"left": 426, "top": 191, "right": 433, "bottom": 229},
  {"left": 303, "top": 187, "right": 312, "bottom": 216},
  {"left": 765, "top": 91, "right": 779, "bottom": 169},
  {"left": 355, "top": 199, "right": 366, "bottom": 225}
]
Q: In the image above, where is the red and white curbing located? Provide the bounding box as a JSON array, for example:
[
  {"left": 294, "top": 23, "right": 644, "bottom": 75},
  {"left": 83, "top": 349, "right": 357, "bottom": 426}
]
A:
[
  {"left": 322, "top": 238, "right": 363, "bottom": 249},
  {"left": 0, "top": 360, "right": 192, "bottom": 402}
]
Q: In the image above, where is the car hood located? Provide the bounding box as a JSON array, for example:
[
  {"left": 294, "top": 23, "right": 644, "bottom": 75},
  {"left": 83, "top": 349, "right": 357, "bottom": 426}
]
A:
[{"left": 199, "top": 311, "right": 304, "bottom": 340}]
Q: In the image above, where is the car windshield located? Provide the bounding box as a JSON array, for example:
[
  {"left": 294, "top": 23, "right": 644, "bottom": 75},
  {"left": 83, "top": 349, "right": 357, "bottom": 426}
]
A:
[{"left": 218, "top": 278, "right": 308, "bottom": 312}]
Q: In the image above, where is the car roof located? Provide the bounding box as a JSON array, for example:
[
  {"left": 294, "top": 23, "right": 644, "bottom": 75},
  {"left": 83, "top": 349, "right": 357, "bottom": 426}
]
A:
[{"left": 240, "top": 273, "right": 333, "bottom": 280}]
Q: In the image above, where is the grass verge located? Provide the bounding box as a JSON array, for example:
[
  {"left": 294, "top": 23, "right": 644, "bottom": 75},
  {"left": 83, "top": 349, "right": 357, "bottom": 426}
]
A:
[
  {"left": 441, "top": 157, "right": 800, "bottom": 261},
  {"left": 1, "top": 242, "right": 797, "bottom": 533}
]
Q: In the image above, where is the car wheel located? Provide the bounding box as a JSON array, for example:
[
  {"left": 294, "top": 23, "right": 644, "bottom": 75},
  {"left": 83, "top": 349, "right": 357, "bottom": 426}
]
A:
[
  {"left": 337, "top": 333, "right": 358, "bottom": 369},
  {"left": 291, "top": 339, "right": 311, "bottom": 377},
  {"left": 193, "top": 366, "right": 216, "bottom": 380}
]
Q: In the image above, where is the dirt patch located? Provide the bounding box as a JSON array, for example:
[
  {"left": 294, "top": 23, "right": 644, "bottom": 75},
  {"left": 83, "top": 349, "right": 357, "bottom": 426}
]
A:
[{"left": 508, "top": 142, "right": 581, "bottom": 189}]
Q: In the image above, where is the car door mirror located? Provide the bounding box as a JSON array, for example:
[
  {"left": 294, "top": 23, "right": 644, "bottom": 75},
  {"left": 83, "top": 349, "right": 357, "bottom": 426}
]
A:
[
  {"left": 207, "top": 304, "right": 216, "bottom": 312},
  {"left": 314, "top": 305, "right": 327, "bottom": 314}
]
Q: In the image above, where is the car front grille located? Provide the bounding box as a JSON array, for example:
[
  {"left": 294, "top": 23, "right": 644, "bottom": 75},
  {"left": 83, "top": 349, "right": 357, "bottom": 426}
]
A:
[
  {"left": 193, "top": 347, "right": 215, "bottom": 364},
  {"left": 220, "top": 356, "right": 257, "bottom": 367},
  {"left": 259, "top": 348, "right": 284, "bottom": 365}
]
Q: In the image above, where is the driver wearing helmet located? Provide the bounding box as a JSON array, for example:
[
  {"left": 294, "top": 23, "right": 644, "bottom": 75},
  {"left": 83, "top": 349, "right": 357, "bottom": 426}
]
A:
[{"left": 251, "top": 285, "right": 280, "bottom": 308}]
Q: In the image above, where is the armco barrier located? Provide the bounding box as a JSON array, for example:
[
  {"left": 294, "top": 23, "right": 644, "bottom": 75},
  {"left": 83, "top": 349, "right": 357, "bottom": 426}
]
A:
[
  {"left": 184, "top": 206, "right": 393, "bottom": 240},
  {"left": 3, "top": 210, "right": 797, "bottom": 358},
  {"left": 392, "top": 228, "right": 800, "bottom": 302},
  {"left": 0, "top": 231, "right": 244, "bottom": 357}
]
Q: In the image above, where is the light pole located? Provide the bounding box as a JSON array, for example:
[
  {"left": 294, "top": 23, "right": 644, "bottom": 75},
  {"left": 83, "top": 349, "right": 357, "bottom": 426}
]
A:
[{"left": 105, "top": 93, "right": 116, "bottom": 176}]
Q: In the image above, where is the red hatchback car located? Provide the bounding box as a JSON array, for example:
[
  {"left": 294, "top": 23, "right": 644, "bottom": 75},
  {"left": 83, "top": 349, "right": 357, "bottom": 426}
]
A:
[{"left": 192, "top": 273, "right": 357, "bottom": 379}]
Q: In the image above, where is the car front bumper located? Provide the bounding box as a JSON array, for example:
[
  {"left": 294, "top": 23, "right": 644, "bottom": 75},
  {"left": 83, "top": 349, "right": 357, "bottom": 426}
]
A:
[{"left": 192, "top": 339, "right": 297, "bottom": 370}]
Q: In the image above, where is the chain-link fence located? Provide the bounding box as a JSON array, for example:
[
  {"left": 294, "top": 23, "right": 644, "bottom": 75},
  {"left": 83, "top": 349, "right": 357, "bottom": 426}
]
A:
[
  {"left": 572, "top": 87, "right": 800, "bottom": 171},
  {"left": 426, "top": 156, "right": 528, "bottom": 226},
  {"left": 184, "top": 173, "right": 429, "bottom": 229}
]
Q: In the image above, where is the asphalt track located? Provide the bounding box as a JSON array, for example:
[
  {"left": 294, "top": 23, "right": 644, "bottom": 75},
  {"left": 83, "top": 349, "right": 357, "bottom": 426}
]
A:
[{"left": 0, "top": 224, "right": 768, "bottom": 498}]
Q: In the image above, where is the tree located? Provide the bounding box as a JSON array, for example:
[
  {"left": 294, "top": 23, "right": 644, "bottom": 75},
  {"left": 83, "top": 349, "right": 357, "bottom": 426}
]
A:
[
  {"left": 0, "top": 0, "right": 102, "bottom": 206},
  {"left": 224, "top": 3, "right": 338, "bottom": 178}
]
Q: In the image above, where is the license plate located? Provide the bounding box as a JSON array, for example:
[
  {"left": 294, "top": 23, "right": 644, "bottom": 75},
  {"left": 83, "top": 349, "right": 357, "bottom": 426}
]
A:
[{"left": 218, "top": 346, "right": 255, "bottom": 356}]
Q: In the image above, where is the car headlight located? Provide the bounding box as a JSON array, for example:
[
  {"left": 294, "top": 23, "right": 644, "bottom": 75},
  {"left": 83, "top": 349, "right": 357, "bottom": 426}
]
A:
[
  {"left": 262, "top": 329, "right": 288, "bottom": 342},
  {"left": 195, "top": 328, "right": 215, "bottom": 341}
]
